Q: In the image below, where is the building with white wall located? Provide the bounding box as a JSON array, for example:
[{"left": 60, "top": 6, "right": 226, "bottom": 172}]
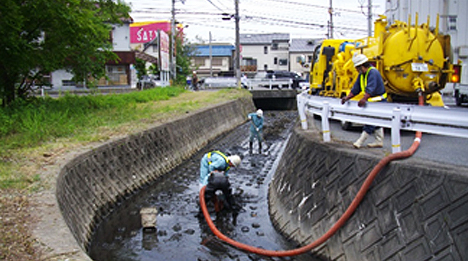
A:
[
  {"left": 240, "top": 33, "right": 290, "bottom": 75},
  {"left": 51, "top": 18, "right": 137, "bottom": 89}
]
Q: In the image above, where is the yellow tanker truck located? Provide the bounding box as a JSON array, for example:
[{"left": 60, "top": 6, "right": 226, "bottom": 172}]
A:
[{"left": 309, "top": 14, "right": 461, "bottom": 106}]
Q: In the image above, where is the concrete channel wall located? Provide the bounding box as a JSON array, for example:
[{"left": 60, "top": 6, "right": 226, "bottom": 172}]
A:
[
  {"left": 56, "top": 97, "right": 256, "bottom": 252},
  {"left": 269, "top": 126, "right": 468, "bottom": 261}
]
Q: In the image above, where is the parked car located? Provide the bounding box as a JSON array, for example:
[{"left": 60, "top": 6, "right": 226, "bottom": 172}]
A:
[
  {"left": 264, "top": 70, "right": 306, "bottom": 89},
  {"left": 137, "top": 75, "right": 159, "bottom": 89}
]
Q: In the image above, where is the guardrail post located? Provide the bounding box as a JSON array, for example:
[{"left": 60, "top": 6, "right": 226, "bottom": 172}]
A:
[
  {"left": 322, "top": 101, "right": 331, "bottom": 142},
  {"left": 391, "top": 108, "right": 402, "bottom": 153},
  {"left": 297, "top": 94, "right": 308, "bottom": 129},
  {"left": 269, "top": 80, "right": 272, "bottom": 90}
]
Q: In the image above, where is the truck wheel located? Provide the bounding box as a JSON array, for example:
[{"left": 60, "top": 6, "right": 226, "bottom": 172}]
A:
[{"left": 455, "top": 94, "right": 462, "bottom": 106}]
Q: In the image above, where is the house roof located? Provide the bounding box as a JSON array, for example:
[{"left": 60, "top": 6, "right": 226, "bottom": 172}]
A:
[
  {"left": 289, "top": 38, "right": 322, "bottom": 53},
  {"left": 190, "top": 44, "right": 235, "bottom": 57},
  {"left": 121, "top": 16, "right": 134, "bottom": 24},
  {"left": 136, "top": 52, "right": 158, "bottom": 64},
  {"left": 240, "top": 33, "right": 290, "bottom": 45}
]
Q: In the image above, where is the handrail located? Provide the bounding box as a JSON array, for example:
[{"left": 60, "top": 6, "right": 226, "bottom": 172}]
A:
[
  {"left": 200, "top": 77, "right": 295, "bottom": 90},
  {"left": 297, "top": 92, "right": 468, "bottom": 153}
]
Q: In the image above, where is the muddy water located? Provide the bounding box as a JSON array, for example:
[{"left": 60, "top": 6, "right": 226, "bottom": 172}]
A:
[{"left": 89, "top": 111, "right": 322, "bottom": 261}]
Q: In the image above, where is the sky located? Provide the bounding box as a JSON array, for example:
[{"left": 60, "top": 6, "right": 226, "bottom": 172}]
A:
[{"left": 126, "top": 0, "right": 387, "bottom": 43}]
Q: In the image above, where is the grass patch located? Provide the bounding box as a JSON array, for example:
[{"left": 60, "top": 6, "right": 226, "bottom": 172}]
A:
[{"left": 0, "top": 87, "right": 185, "bottom": 151}]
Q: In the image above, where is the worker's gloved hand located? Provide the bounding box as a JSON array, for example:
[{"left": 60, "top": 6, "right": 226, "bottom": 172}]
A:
[
  {"left": 358, "top": 98, "right": 367, "bottom": 107},
  {"left": 341, "top": 97, "right": 347, "bottom": 104},
  {"left": 248, "top": 115, "right": 251, "bottom": 120},
  {"left": 256, "top": 128, "right": 259, "bottom": 132}
]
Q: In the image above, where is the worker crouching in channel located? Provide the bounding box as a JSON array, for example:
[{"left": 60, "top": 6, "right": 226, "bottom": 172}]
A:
[
  {"left": 341, "top": 54, "right": 387, "bottom": 149},
  {"left": 248, "top": 109, "right": 264, "bottom": 154},
  {"left": 199, "top": 150, "right": 241, "bottom": 211}
]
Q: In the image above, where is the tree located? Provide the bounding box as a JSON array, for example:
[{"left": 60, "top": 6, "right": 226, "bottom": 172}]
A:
[
  {"left": 148, "top": 63, "right": 160, "bottom": 77},
  {"left": 0, "top": 0, "right": 131, "bottom": 106},
  {"left": 174, "top": 35, "right": 196, "bottom": 84},
  {"left": 135, "top": 58, "right": 147, "bottom": 80}
]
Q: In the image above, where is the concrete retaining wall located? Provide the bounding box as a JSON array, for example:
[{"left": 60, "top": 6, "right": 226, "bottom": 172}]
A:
[
  {"left": 269, "top": 126, "right": 468, "bottom": 261},
  {"left": 56, "top": 97, "right": 256, "bottom": 252}
]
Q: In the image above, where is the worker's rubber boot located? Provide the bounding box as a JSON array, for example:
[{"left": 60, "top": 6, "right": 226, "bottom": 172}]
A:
[
  {"left": 368, "top": 128, "right": 384, "bottom": 148},
  {"left": 249, "top": 142, "right": 253, "bottom": 154},
  {"left": 353, "top": 131, "right": 369, "bottom": 149},
  {"left": 258, "top": 142, "right": 262, "bottom": 154}
]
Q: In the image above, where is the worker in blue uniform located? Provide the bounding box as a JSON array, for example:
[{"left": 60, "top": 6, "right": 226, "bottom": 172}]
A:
[
  {"left": 341, "top": 54, "right": 387, "bottom": 148},
  {"left": 248, "top": 109, "right": 264, "bottom": 154},
  {"left": 199, "top": 151, "right": 241, "bottom": 210}
]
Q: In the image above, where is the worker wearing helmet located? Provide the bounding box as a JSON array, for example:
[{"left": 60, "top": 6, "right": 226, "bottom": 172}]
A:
[
  {"left": 199, "top": 151, "right": 241, "bottom": 210},
  {"left": 248, "top": 109, "right": 264, "bottom": 154},
  {"left": 341, "top": 54, "right": 387, "bottom": 148}
]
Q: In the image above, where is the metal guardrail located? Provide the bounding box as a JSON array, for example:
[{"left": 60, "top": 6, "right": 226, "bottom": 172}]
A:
[
  {"left": 297, "top": 92, "right": 468, "bottom": 153},
  {"left": 202, "top": 77, "right": 238, "bottom": 89},
  {"left": 247, "top": 78, "right": 293, "bottom": 90},
  {"left": 199, "top": 77, "right": 294, "bottom": 90}
]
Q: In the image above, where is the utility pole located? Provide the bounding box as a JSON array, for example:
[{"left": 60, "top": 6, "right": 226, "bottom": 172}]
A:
[
  {"left": 368, "top": 0, "right": 372, "bottom": 37},
  {"left": 328, "top": 0, "right": 333, "bottom": 39},
  {"left": 235, "top": 0, "right": 241, "bottom": 89},
  {"left": 171, "top": 0, "right": 176, "bottom": 82},
  {"left": 209, "top": 32, "right": 213, "bottom": 77}
]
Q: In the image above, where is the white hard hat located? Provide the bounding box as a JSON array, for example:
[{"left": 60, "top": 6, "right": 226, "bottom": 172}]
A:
[
  {"left": 256, "top": 109, "right": 263, "bottom": 117},
  {"left": 352, "top": 54, "right": 368, "bottom": 67},
  {"left": 228, "top": 155, "right": 241, "bottom": 167}
]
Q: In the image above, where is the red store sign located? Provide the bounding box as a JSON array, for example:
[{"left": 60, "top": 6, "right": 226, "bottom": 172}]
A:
[{"left": 130, "top": 21, "right": 171, "bottom": 44}]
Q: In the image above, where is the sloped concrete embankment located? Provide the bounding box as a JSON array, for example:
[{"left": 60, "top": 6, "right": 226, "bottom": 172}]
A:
[
  {"left": 269, "top": 127, "right": 468, "bottom": 260},
  {"left": 56, "top": 97, "right": 255, "bottom": 253}
]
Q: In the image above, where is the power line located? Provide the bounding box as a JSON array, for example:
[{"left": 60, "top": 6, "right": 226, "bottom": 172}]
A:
[
  {"left": 130, "top": 0, "right": 376, "bottom": 41},
  {"left": 132, "top": 9, "right": 367, "bottom": 32},
  {"left": 203, "top": 0, "right": 225, "bottom": 11},
  {"left": 249, "top": 0, "right": 376, "bottom": 15},
  {"left": 214, "top": 0, "right": 232, "bottom": 10}
]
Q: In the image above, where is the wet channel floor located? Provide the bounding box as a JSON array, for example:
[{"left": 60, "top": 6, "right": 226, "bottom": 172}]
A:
[{"left": 89, "top": 111, "right": 323, "bottom": 261}]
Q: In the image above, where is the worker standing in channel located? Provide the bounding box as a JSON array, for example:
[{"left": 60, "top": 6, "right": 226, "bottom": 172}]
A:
[
  {"left": 199, "top": 151, "right": 241, "bottom": 210},
  {"left": 191, "top": 71, "right": 199, "bottom": 91},
  {"left": 341, "top": 54, "right": 387, "bottom": 149},
  {"left": 248, "top": 109, "right": 264, "bottom": 154}
]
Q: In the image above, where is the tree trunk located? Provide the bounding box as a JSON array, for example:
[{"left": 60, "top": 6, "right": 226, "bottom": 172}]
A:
[{"left": 1, "top": 70, "right": 18, "bottom": 107}]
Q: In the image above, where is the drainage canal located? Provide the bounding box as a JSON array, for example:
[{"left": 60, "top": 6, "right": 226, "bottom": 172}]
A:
[{"left": 88, "top": 111, "right": 322, "bottom": 261}]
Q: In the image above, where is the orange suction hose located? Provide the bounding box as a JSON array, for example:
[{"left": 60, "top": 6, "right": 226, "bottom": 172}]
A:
[{"left": 199, "top": 96, "right": 424, "bottom": 257}]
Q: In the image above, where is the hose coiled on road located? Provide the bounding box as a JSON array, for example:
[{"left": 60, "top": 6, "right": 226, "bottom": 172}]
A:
[{"left": 199, "top": 96, "right": 424, "bottom": 257}]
